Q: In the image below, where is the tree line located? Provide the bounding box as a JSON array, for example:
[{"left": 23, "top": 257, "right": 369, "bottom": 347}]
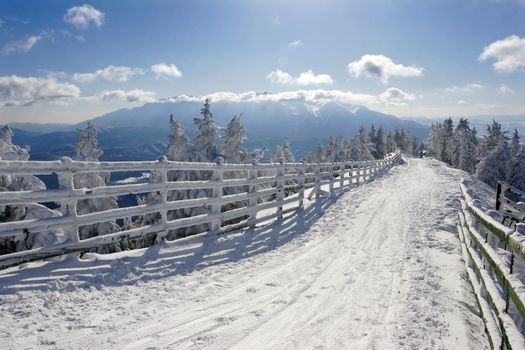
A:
[{"left": 425, "top": 118, "right": 525, "bottom": 191}]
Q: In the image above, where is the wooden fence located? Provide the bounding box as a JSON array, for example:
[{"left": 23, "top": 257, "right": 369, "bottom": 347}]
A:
[
  {"left": 0, "top": 152, "right": 400, "bottom": 269},
  {"left": 459, "top": 181, "right": 525, "bottom": 349}
]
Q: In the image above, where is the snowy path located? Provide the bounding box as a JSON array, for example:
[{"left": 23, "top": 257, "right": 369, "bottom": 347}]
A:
[{"left": 0, "top": 158, "right": 488, "bottom": 349}]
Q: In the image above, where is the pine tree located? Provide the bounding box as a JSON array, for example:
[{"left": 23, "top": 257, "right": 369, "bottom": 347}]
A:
[
  {"left": 475, "top": 120, "right": 511, "bottom": 188},
  {"left": 273, "top": 139, "right": 294, "bottom": 162},
  {"left": 316, "top": 142, "right": 326, "bottom": 162},
  {"left": 193, "top": 98, "right": 219, "bottom": 161},
  {"left": 326, "top": 136, "right": 334, "bottom": 162},
  {"left": 375, "top": 126, "right": 386, "bottom": 158},
  {"left": 166, "top": 115, "right": 189, "bottom": 161},
  {"left": 349, "top": 127, "right": 374, "bottom": 161},
  {"left": 73, "top": 123, "right": 120, "bottom": 248},
  {"left": 0, "top": 126, "right": 61, "bottom": 253},
  {"left": 221, "top": 114, "right": 247, "bottom": 163},
  {"left": 509, "top": 129, "right": 525, "bottom": 191}
]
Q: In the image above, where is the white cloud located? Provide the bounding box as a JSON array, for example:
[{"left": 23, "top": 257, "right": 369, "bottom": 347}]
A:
[
  {"left": 457, "top": 100, "right": 467, "bottom": 105},
  {"left": 2, "top": 32, "right": 50, "bottom": 55},
  {"left": 0, "top": 75, "right": 80, "bottom": 106},
  {"left": 64, "top": 4, "right": 105, "bottom": 29},
  {"left": 151, "top": 63, "right": 183, "bottom": 79},
  {"left": 94, "top": 89, "right": 156, "bottom": 103},
  {"left": 266, "top": 69, "right": 333, "bottom": 86},
  {"left": 266, "top": 69, "right": 294, "bottom": 84},
  {"left": 288, "top": 40, "right": 303, "bottom": 48},
  {"left": 166, "top": 88, "right": 416, "bottom": 108},
  {"left": 347, "top": 54, "right": 424, "bottom": 84},
  {"left": 74, "top": 65, "right": 145, "bottom": 82},
  {"left": 499, "top": 84, "right": 516, "bottom": 95},
  {"left": 378, "top": 87, "right": 416, "bottom": 106},
  {"left": 445, "top": 83, "right": 484, "bottom": 93},
  {"left": 479, "top": 35, "right": 525, "bottom": 72}
]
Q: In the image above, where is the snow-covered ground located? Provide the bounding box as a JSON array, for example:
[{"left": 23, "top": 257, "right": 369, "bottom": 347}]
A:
[{"left": 0, "top": 157, "right": 489, "bottom": 349}]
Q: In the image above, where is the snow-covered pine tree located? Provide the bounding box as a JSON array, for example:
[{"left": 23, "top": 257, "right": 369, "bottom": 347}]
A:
[
  {"left": 316, "top": 142, "right": 326, "bottom": 162},
  {"left": 273, "top": 139, "right": 294, "bottom": 163},
  {"left": 193, "top": 98, "right": 219, "bottom": 162},
  {"left": 221, "top": 114, "right": 247, "bottom": 163},
  {"left": 166, "top": 115, "right": 190, "bottom": 161},
  {"left": 375, "top": 126, "right": 386, "bottom": 159},
  {"left": 475, "top": 120, "right": 511, "bottom": 188},
  {"left": 455, "top": 119, "right": 477, "bottom": 172},
  {"left": 326, "top": 136, "right": 335, "bottom": 162},
  {"left": 386, "top": 132, "right": 397, "bottom": 153},
  {"left": 368, "top": 125, "right": 378, "bottom": 158},
  {"left": 0, "top": 126, "right": 62, "bottom": 254},
  {"left": 73, "top": 122, "right": 121, "bottom": 250},
  {"left": 349, "top": 127, "right": 374, "bottom": 161},
  {"left": 509, "top": 129, "right": 525, "bottom": 191}
]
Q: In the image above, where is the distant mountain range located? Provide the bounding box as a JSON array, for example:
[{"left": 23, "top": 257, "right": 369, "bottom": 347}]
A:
[{"left": 9, "top": 99, "right": 429, "bottom": 161}]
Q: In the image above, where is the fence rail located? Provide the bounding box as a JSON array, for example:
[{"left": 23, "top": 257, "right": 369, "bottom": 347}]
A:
[
  {"left": 496, "top": 181, "right": 525, "bottom": 226},
  {"left": 0, "top": 152, "right": 401, "bottom": 269},
  {"left": 459, "top": 181, "right": 525, "bottom": 350}
]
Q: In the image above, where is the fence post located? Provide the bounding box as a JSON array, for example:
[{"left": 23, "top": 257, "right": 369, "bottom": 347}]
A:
[
  {"left": 248, "top": 160, "right": 258, "bottom": 227},
  {"left": 329, "top": 162, "right": 334, "bottom": 195},
  {"left": 496, "top": 182, "right": 503, "bottom": 211},
  {"left": 276, "top": 159, "right": 285, "bottom": 220},
  {"left": 57, "top": 157, "right": 79, "bottom": 242},
  {"left": 156, "top": 156, "right": 169, "bottom": 241},
  {"left": 314, "top": 162, "right": 321, "bottom": 201},
  {"left": 298, "top": 162, "right": 306, "bottom": 209},
  {"left": 210, "top": 157, "right": 224, "bottom": 232},
  {"left": 339, "top": 162, "right": 345, "bottom": 188}
]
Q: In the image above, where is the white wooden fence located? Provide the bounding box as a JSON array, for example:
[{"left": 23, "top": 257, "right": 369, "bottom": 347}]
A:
[
  {"left": 459, "top": 180, "right": 525, "bottom": 350},
  {"left": 0, "top": 152, "right": 401, "bottom": 269}
]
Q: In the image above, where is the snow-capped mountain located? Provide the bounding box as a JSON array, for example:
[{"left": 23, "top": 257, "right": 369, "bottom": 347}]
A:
[{"left": 11, "top": 99, "right": 427, "bottom": 160}]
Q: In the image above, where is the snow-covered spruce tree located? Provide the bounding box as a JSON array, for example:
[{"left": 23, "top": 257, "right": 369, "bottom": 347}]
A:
[
  {"left": 368, "top": 125, "right": 378, "bottom": 158},
  {"left": 167, "top": 100, "right": 220, "bottom": 237},
  {"left": 475, "top": 120, "right": 511, "bottom": 188},
  {"left": 0, "top": 126, "right": 62, "bottom": 254},
  {"left": 349, "top": 127, "right": 374, "bottom": 161},
  {"left": 219, "top": 114, "right": 251, "bottom": 219},
  {"left": 386, "top": 132, "right": 397, "bottom": 153},
  {"left": 221, "top": 114, "right": 248, "bottom": 163},
  {"left": 166, "top": 115, "right": 190, "bottom": 161},
  {"left": 193, "top": 98, "right": 219, "bottom": 162},
  {"left": 333, "top": 135, "right": 346, "bottom": 162},
  {"left": 325, "top": 136, "right": 335, "bottom": 162},
  {"left": 73, "top": 122, "right": 121, "bottom": 251},
  {"left": 374, "top": 126, "right": 386, "bottom": 159},
  {"left": 316, "top": 142, "right": 326, "bottom": 162},
  {"left": 454, "top": 119, "right": 477, "bottom": 172},
  {"left": 272, "top": 139, "right": 294, "bottom": 163},
  {"left": 509, "top": 129, "right": 525, "bottom": 191}
]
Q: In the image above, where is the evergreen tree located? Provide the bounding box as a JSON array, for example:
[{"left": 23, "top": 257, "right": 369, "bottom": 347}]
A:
[
  {"left": 326, "top": 136, "right": 335, "bottom": 162},
  {"left": 475, "top": 120, "right": 511, "bottom": 188},
  {"left": 349, "top": 127, "right": 374, "bottom": 161},
  {"left": 221, "top": 114, "right": 247, "bottom": 163},
  {"left": 193, "top": 98, "right": 219, "bottom": 161},
  {"left": 509, "top": 129, "right": 525, "bottom": 191},
  {"left": 166, "top": 115, "right": 189, "bottom": 161},
  {"left": 375, "top": 126, "right": 386, "bottom": 158},
  {"left": 74, "top": 123, "right": 120, "bottom": 248},
  {"left": 316, "top": 142, "right": 326, "bottom": 162}
]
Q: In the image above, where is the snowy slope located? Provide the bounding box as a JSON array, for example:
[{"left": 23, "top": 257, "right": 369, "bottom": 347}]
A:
[{"left": 0, "top": 158, "right": 488, "bottom": 349}]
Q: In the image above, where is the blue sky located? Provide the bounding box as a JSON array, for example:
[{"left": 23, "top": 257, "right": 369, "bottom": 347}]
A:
[{"left": 0, "top": 0, "right": 524, "bottom": 123}]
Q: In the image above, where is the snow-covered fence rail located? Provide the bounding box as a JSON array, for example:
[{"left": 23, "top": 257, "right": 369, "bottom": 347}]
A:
[
  {"left": 496, "top": 181, "right": 525, "bottom": 227},
  {"left": 0, "top": 152, "right": 400, "bottom": 269},
  {"left": 459, "top": 181, "right": 525, "bottom": 350}
]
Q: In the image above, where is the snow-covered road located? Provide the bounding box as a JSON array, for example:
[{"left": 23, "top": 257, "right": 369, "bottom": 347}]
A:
[{"left": 0, "top": 158, "right": 488, "bottom": 349}]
